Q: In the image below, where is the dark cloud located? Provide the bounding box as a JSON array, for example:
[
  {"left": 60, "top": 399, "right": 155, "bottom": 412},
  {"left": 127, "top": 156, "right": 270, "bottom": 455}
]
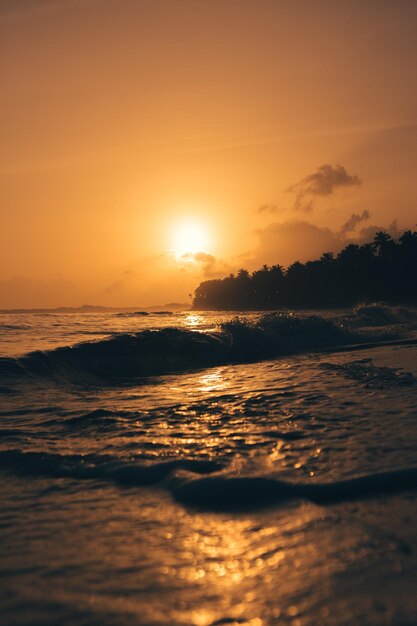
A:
[
  {"left": 339, "top": 210, "right": 370, "bottom": 236},
  {"left": 287, "top": 164, "right": 362, "bottom": 212},
  {"left": 288, "top": 164, "right": 362, "bottom": 197}
]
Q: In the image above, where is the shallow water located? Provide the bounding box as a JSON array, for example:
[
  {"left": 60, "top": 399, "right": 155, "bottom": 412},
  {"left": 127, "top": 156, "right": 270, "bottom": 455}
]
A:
[
  {"left": 1, "top": 308, "right": 417, "bottom": 625},
  {"left": 0, "top": 310, "right": 225, "bottom": 357}
]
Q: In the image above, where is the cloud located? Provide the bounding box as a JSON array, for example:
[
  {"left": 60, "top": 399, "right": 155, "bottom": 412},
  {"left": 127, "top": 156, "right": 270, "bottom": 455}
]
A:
[
  {"left": 287, "top": 164, "right": 362, "bottom": 212},
  {"left": 179, "top": 251, "right": 235, "bottom": 279},
  {"left": 246, "top": 215, "right": 410, "bottom": 271},
  {"left": 339, "top": 210, "right": 370, "bottom": 236},
  {"left": 179, "top": 251, "right": 230, "bottom": 278},
  {"left": 250, "top": 220, "right": 345, "bottom": 268},
  {"left": 358, "top": 219, "right": 402, "bottom": 243},
  {"left": 181, "top": 251, "right": 215, "bottom": 269},
  {"left": 190, "top": 251, "right": 216, "bottom": 265},
  {"left": 288, "top": 164, "right": 362, "bottom": 197},
  {"left": 256, "top": 203, "right": 279, "bottom": 214}
]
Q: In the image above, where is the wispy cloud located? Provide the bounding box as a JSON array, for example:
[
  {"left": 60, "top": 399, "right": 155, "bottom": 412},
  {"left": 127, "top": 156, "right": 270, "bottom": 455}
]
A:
[
  {"left": 287, "top": 164, "right": 362, "bottom": 212},
  {"left": 339, "top": 210, "right": 370, "bottom": 236}
]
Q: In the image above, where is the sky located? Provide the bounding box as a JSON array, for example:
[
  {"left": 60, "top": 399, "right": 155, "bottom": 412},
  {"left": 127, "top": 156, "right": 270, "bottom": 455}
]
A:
[{"left": 1, "top": 0, "right": 417, "bottom": 308}]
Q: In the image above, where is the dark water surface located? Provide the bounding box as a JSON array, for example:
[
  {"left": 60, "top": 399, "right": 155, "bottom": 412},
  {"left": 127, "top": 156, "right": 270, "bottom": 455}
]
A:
[{"left": 1, "top": 307, "right": 417, "bottom": 625}]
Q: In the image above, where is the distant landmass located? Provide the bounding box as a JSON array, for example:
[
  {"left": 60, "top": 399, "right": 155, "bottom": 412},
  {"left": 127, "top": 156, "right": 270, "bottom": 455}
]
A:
[
  {"left": 192, "top": 231, "right": 417, "bottom": 310},
  {"left": 0, "top": 302, "right": 190, "bottom": 314}
]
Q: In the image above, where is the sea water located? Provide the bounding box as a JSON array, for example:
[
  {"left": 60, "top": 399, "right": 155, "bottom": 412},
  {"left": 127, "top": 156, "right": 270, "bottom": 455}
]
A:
[{"left": 1, "top": 307, "right": 417, "bottom": 626}]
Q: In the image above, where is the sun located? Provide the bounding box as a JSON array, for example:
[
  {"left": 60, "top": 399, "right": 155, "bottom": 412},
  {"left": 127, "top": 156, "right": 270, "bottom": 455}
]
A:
[{"left": 171, "top": 220, "right": 211, "bottom": 259}]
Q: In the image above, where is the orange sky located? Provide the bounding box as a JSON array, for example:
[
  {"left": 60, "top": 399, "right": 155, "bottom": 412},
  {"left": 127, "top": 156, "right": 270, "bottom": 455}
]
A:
[{"left": 1, "top": 0, "right": 417, "bottom": 308}]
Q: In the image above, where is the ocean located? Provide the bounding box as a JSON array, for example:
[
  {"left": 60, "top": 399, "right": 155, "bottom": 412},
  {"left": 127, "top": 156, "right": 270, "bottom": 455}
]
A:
[{"left": 1, "top": 306, "right": 417, "bottom": 626}]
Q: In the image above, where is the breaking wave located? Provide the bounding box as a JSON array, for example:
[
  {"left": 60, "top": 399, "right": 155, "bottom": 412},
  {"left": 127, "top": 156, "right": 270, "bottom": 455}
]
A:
[
  {"left": 0, "top": 312, "right": 409, "bottom": 385},
  {"left": 349, "top": 303, "right": 417, "bottom": 327}
]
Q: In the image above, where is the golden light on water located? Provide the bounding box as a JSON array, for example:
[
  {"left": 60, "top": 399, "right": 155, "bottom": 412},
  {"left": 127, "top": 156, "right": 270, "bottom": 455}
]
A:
[
  {"left": 197, "top": 370, "right": 229, "bottom": 394},
  {"left": 184, "top": 313, "right": 204, "bottom": 328},
  {"left": 166, "top": 502, "right": 333, "bottom": 626}
]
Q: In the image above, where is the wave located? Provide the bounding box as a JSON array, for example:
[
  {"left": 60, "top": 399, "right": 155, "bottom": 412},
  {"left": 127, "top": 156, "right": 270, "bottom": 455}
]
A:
[
  {"left": 114, "top": 311, "right": 174, "bottom": 317},
  {"left": 349, "top": 303, "right": 417, "bottom": 327},
  {"left": 0, "top": 449, "right": 223, "bottom": 484},
  {"left": 0, "top": 328, "right": 231, "bottom": 383},
  {"left": 115, "top": 311, "right": 149, "bottom": 317},
  {"left": 0, "top": 324, "right": 29, "bottom": 331},
  {"left": 1, "top": 449, "right": 417, "bottom": 510},
  {"left": 0, "top": 312, "right": 409, "bottom": 385},
  {"left": 172, "top": 467, "right": 417, "bottom": 509}
]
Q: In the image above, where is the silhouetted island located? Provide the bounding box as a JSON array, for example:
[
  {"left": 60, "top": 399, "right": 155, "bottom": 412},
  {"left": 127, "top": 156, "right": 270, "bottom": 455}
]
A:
[{"left": 192, "top": 231, "right": 417, "bottom": 310}]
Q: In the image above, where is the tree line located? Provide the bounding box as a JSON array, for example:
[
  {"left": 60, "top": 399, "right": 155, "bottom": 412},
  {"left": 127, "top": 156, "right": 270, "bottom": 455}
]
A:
[{"left": 192, "top": 231, "right": 417, "bottom": 309}]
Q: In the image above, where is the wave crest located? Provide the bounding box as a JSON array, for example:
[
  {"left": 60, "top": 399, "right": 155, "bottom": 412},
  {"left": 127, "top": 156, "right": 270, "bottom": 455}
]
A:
[
  {"left": 0, "top": 313, "right": 388, "bottom": 384},
  {"left": 350, "top": 303, "right": 417, "bottom": 326}
]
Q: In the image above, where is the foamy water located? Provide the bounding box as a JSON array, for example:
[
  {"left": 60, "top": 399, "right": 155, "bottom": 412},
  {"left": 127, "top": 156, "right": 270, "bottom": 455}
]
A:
[{"left": 1, "top": 307, "right": 417, "bottom": 625}]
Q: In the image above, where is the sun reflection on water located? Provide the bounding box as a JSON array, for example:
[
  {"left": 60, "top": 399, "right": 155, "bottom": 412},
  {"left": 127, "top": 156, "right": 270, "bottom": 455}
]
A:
[
  {"left": 184, "top": 313, "right": 204, "bottom": 328},
  {"left": 162, "top": 502, "right": 330, "bottom": 626},
  {"left": 197, "top": 370, "right": 230, "bottom": 394}
]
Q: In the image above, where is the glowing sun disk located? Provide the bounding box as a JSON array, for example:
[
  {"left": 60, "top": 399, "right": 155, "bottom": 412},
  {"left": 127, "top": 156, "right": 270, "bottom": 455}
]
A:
[{"left": 172, "top": 220, "right": 210, "bottom": 258}]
